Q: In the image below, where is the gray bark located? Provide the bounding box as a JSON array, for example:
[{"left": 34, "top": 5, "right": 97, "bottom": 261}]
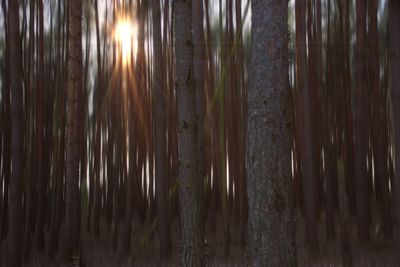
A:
[
  {"left": 174, "top": 0, "right": 205, "bottom": 265},
  {"left": 246, "top": 0, "right": 296, "bottom": 265}
]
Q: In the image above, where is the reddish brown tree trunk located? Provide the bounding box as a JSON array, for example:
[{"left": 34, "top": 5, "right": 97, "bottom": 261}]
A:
[{"left": 355, "top": 0, "right": 370, "bottom": 242}]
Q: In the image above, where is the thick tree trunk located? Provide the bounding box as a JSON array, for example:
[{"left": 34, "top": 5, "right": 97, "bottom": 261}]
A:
[
  {"left": 7, "top": 0, "right": 24, "bottom": 265},
  {"left": 64, "top": 0, "right": 82, "bottom": 260},
  {"left": 174, "top": 0, "right": 205, "bottom": 265},
  {"left": 246, "top": 0, "right": 296, "bottom": 265}
]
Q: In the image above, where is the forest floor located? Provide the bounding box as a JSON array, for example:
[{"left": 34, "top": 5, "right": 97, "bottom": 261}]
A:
[{"left": 2, "top": 212, "right": 399, "bottom": 266}]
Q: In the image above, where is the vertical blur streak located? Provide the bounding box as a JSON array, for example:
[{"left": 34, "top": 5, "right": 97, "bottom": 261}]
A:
[{"left": 7, "top": 0, "right": 23, "bottom": 265}]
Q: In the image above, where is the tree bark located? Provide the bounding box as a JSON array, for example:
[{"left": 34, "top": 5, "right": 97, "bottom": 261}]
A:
[
  {"left": 246, "top": 0, "right": 296, "bottom": 265},
  {"left": 64, "top": 0, "right": 82, "bottom": 260},
  {"left": 174, "top": 0, "right": 205, "bottom": 265}
]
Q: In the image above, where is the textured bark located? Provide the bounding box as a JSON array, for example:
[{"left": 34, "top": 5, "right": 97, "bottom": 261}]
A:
[
  {"left": 64, "top": 0, "right": 82, "bottom": 260},
  {"left": 246, "top": 0, "right": 296, "bottom": 265},
  {"left": 174, "top": 0, "right": 205, "bottom": 265},
  {"left": 192, "top": 0, "right": 205, "bottom": 237},
  {"left": 389, "top": 0, "right": 400, "bottom": 241},
  {"left": 6, "top": 0, "right": 24, "bottom": 265},
  {"left": 153, "top": 0, "right": 172, "bottom": 259}
]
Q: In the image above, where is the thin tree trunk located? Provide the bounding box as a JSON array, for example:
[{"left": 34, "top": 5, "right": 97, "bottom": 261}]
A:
[
  {"left": 153, "top": 0, "right": 172, "bottom": 259},
  {"left": 35, "top": 0, "right": 46, "bottom": 251},
  {"left": 355, "top": 0, "right": 370, "bottom": 242},
  {"left": 6, "top": 0, "right": 24, "bottom": 265},
  {"left": 368, "top": 0, "right": 392, "bottom": 237},
  {"left": 64, "top": 0, "right": 82, "bottom": 260},
  {"left": 295, "top": 0, "right": 319, "bottom": 250},
  {"left": 389, "top": 0, "right": 400, "bottom": 244}
]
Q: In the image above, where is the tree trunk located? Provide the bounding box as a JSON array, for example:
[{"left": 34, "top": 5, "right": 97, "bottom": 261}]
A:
[
  {"left": 355, "top": 0, "right": 370, "bottom": 242},
  {"left": 389, "top": 0, "right": 400, "bottom": 242},
  {"left": 174, "top": 0, "right": 205, "bottom": 264},
  {"left": 153, "top": 0, "right": 172, "bottom": 259},
  {"left": 246, "top": 0, "right": 296, "bottom": 265},
  {"left": 6, "top": 0, "right": 24, "bottom": 265},
  {"left": 192, "top": 0, "right": 205, "bottom": 246},
  {"left": 35, "top": 0, "right": 46, "bottom": 251},
  {"left": 368, "top": 0, "right": 392, "bottom": 237},
  {"left": 64, "top": 0, "right": 82, "bottom": 260},
  {"left": 295, "top": 0, "right": 319, "bottom": 250}
]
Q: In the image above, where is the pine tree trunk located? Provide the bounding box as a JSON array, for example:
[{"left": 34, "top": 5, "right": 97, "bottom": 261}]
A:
[
  {"left": 174, "top": 0, "right": 205, "bottom": 265},
  {"left": 64, "top": 0, "right": 82, "bottom": 260},
  {"left": 246, "top": 0, "right": 296, "bottom": 265}
]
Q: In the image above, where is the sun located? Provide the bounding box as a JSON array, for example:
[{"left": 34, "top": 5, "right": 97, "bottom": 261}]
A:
[{"left": 114, "top": 17, "right": 137, "bottom": 65}]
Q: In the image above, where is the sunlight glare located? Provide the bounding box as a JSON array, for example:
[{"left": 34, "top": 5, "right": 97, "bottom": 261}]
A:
[{"left": 114, "top": 18, "right": 137, "bottom": 65}]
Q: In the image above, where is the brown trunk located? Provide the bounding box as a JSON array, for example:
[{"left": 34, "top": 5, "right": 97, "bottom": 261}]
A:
[
  {"left": 368, "top": 0, "right": 392, "bottom": 237},
  {"left": 153, "top": 0, "right": 172, "bottom": 259},
  {"left": 355, "top": 0, "right": 370, "bottom": 242},
  {"left": 389, "top": 0, "right": 400, "bottom": 242},
  {"left": 64, "top": 0, "right": 82, "bottom": 260},
  {"left": 35, "top": 0, "right": 46, "bottom": 251},
  {"left": 6, "top": 0, "right": 24, "bottom": 265},
  {"left": 295, "top": 0, "right": 319, "bottom": 250}
]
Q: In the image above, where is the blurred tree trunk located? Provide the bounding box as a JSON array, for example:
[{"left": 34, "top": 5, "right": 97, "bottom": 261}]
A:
[
  {"left": 91, "top": 0, "right": 103, "bottom": 237},
  {"left": 153, "top": 0, "right": 172, "bottom": 259},
  {"left": 295, "top": 0, "right": 319, "bottom": 250},
  {"left": 174, "top": 0, "right": 205, "bottom": 264},
  {"left": 35, "top": 0, "right": 46, "bottom": 251},
  {"left": 368, "top": 0, "right": 392, "bottom": 237},
  {"left": 355, "top": 0, "right": 370, "bottom": 242},
  {"left": 64, "top": 0, "right": 82, "bottom": 260},
  {"left": 0, "top": 13, "right": 10, "bottom": 240},
  {"left": 389, "top": 0, "right": 400, "bottom": 241},
  {"left": 246, "top": 0, "right": 296, "bottom": 265},
  {"left": 323, "top": 0, "right": 338, "bottom": 239},
  {"left": 342, "top": 0, "right": 356, "bottom": 215},
  {"left": 7, "top": 0, "right": 24, "bottom": 265}
]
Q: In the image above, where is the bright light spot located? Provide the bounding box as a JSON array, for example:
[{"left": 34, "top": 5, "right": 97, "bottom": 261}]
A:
[{"left": 114, "top": 18, "right": 137, "bottom": 65}]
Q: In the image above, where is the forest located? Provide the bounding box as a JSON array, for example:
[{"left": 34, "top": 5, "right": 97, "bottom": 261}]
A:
[{"left": 0, "top": 0, "right": 399, "bottom": 266}]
